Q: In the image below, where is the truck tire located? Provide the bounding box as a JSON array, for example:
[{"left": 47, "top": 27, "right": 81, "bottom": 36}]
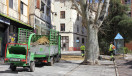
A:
[
  {"left": 48, "top": 57, "right": 54, "bottom": 66},
  {"left": 30, "top": 61, "right": 35, "bottom": 72},
  {"left": 10, "top": 64, "right": 16, "bottom": 71},
  {"left": 56, "top": 55, "right": 61, "bottom": 62}
]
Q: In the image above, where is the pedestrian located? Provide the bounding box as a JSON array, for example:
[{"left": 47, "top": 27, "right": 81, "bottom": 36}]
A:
[
  {"left": 109, "top": 42, "right": 115, "bottom": 61},
  {"left": 80, "top": 44, "right": 85, "bottom": 57}
]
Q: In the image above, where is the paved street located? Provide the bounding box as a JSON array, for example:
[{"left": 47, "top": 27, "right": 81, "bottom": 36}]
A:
[
  {"left": 0, "top": 51, "right": 116, "bottom": 76},
  {"left": 0, "top": 60, "right": 116, "bottom": 76}
]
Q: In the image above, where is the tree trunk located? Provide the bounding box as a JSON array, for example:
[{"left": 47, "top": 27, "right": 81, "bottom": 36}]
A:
[{"left": 83, "top": 24, "right": 99, "bottom": 64}]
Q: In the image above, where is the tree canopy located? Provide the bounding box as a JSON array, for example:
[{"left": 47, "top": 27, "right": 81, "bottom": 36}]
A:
[{"left": 99, "top": 0, "right": 132, "bottom": 54}]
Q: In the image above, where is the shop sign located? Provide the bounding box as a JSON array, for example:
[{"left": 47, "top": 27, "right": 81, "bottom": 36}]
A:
[{"left": 0, "top": 16, "right": 10, "bottom": 25}]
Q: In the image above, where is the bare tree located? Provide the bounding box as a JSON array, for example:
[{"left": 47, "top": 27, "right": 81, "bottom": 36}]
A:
[{"left": 71, "top": 0, "right": 110, "bottom": 64}]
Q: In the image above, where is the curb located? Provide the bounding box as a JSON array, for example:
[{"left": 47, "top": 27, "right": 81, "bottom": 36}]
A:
[{"left": 113, "top": 60, "right": 119, "bottom": 76}]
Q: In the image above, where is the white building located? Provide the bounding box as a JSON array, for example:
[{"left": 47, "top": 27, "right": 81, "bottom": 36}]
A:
[{"left": 51, "top": 0, "right": 87, "bottom": 51}]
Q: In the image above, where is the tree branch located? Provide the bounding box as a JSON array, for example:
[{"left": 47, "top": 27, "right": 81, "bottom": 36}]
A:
[
  {"left": 97, "top": 0, "right": 110, "bottom": 28},
  {"left": 71, "top": 0, "right": 83, "bottom": 16},
  {"left": 94, "top": 0, "right": 103, "bottom": 24}
]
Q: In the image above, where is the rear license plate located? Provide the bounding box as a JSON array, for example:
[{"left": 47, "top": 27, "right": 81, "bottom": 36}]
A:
[{"left": 10, "top": 58, "right": 20, "bottom": 61}]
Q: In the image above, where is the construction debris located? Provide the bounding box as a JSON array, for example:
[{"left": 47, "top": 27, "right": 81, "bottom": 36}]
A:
[
  {"left": 31, "top": 36, "right": 49, "bottom": 45},
  {"left": 37, "top": 36, "right": 49, "bottom": 45}
]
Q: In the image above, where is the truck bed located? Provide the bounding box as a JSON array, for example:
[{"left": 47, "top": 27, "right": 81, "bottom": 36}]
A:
[{"left": 30, "top": 45, "right": 58, "bottom": 56}]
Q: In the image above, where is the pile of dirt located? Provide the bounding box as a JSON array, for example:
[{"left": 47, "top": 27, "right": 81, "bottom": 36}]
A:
[
  {"left": 61, "top": 54, "right": 83, "bottom": 60},
  {"left": 32, "top": 36, "right": 49, "bottom": 45},
  {"left": 37, "top": 36, "right": 49, "bottom": 44}
]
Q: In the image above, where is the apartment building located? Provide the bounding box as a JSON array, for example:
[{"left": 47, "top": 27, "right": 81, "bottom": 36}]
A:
[
  {"left": 29, "top": 0, "right": 51, "bottom": 35},
  {"left": 51, "top": 0, "right": 87, "bottom": 51},
  {"left": 0, "top": 0, "right": 52, "bottom": 56},
  {"left": 0, "top": 0, "right": 33, "bottom": 56}
]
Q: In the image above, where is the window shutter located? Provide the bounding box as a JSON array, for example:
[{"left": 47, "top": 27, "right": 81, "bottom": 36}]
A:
[{"left": 37, "top": 0, "right": 40, "bottom": 9}]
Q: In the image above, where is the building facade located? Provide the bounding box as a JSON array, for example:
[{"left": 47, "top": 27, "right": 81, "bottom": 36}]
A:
[
  {"left": 0, "top": 0, "right": 33, "bottom": 57},
  {"left": 51, "top": 0, "right": 87, "bottom": 51},
  {"left": 0, "top": 0, "right": 52, "bottom": 56},
  {"left": 29, "top": 0, "right": 51, "bottom": 35}
]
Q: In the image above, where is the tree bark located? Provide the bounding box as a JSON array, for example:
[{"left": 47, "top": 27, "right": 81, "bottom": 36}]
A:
[{"left": 83, "top": 24, "right": 99, "bottom": 64}]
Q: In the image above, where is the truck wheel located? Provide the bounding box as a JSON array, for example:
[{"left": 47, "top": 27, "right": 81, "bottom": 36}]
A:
[
  {"left": 48, "top": 57, "right": 54, "bottom": 66},
  {"left": 56, "top": 55, "right": 61, "bottom": 62},
  {"left": 30, "top": 61, "right": 35, "bottom": 72},
  {"left": 10, "top": 64, "right": 16, "bottom": 71}
]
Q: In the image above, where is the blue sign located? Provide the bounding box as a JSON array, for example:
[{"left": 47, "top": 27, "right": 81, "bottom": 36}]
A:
[
  {"left": 76, "top": 40, "right": 79, "bottom": 43},
  {"left": 0, "top": 16, "right": 10, "bottom": 25},
  {"left": 114, "top": 33, "right": 124, "bottom": 39}
]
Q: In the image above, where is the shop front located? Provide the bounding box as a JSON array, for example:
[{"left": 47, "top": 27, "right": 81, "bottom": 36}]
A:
[
  {"left": 0, "top": 14, "right": 33, "bottom": 57},
  {"left": 0, "top": 15, "right": 10, "bottom": 56}
]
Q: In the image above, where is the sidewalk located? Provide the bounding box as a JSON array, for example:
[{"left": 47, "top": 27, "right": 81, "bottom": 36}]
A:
[
  {"left": 61, "top": 51, "right": 117, "bottom": 76},
  {"left": 67, "top": 60, "right": 116, "bottom": 76}
]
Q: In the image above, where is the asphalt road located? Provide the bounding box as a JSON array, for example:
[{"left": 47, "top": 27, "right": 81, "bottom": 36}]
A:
[
  {"left": 0, "top": 51, "right": 116, "bottom": 76},
  {"left": 0, "top": 60, "right": 83, "bottom": 76},
  {"left": 0, "top": 59, "right": 116, "bottom": 76}
]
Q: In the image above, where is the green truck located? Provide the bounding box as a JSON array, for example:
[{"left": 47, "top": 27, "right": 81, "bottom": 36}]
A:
[{"left": 4, "top": 28, "right": 61, "bottom": 72}]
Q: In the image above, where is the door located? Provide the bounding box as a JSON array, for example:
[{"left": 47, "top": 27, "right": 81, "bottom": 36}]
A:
[
  {"left": 61, "top": 36, "right": 69, "bottom": 51},
  {"left": 0, "top": 32, "right": 2, "bottom": 56}
]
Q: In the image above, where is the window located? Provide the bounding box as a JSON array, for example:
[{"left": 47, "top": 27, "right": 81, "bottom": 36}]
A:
[
  {"left": 41, "top": 1, "right": 45, "bottom": 13},
  {"left": 128, "top": 12, "right": 131, "bottom": 17},
  {"left": 60, "top": 11, "right": 65, "bottom": 19},
  {"left": 76, "top": 37, "right": 79, "bottom": 43},
  {"left": 60, "top": 23, "right": 65, "bottom": 31},
  {"left": 125, "top": 0, "right": 131, "bottom": 4},
  {"left": 47, "top": 0, "right": 51, "bottom": 5},
  {"left": 77, "top": 13, "right": 79, "bottom": 20},
  {"left": 77, "top": 25, "right": 79, "bottom": 33},
  {"left": 82, "top": 38, "right": 84, "bottom": 44},
  {"left": 46, "top": 7, "right": 50, "bottom": 16},
  {"left": 82, "top": 26, "right": 84, "bottom": 34},
  {"left": 20, "top": 1, "right": 23, "bottom": 14},
  {"left": 9, "top": 0, "right": 13, "bottom": 8}
]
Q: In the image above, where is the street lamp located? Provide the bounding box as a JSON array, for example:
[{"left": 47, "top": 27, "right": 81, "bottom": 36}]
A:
[{"left": 52, "top": 12, "right": 57, "bottom": 16}]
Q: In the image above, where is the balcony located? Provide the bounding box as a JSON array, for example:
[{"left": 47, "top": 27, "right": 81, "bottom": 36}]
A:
[{"left": 40, "top": 12, "right": 51, "bottom": 24}]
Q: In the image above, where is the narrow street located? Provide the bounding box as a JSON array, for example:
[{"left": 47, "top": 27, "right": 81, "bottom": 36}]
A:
[{"left": 0, "top": 51, "right": 116, "bottom": 76}]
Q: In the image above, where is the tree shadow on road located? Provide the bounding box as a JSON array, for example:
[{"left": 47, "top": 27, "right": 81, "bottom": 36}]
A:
[
  {"left": 0, "top": 68, "right": 30, "bottom": 74},
  {"left": 54, "top": 60, "right": 81, "bottom": 68},
  {"left": 60, "top": 60, "right": 81, "bottom": 65},
  {"left": 0, "top": 69, "right": 18, "bottom": 74},
  {"left": 124, "top": 60, "right": 132, "bottom": 69}
]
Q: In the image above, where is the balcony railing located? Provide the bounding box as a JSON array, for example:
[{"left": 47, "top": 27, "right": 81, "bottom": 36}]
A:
[{"left": 40, "top": 12, "right": 51, "bottom": 24}]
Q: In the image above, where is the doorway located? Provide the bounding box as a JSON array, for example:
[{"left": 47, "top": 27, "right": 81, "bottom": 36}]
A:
[{"left": 61, "top": 36, "right": 69, "bottom": 51}]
